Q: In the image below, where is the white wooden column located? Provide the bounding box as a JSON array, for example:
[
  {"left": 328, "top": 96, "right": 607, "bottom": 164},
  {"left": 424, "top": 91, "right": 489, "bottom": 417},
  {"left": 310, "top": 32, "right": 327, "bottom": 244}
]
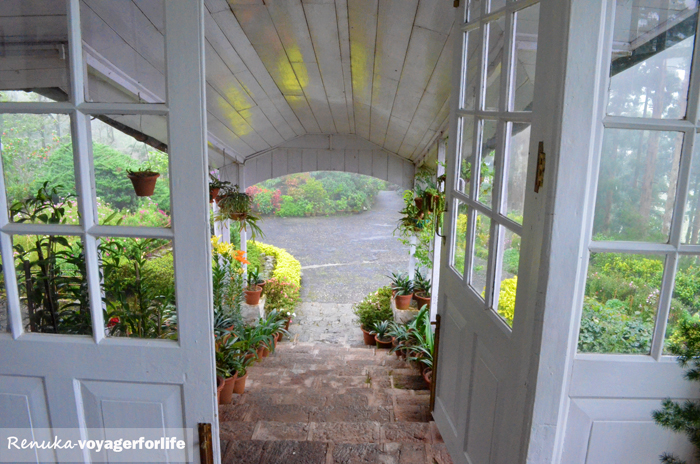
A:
[
  {"left": 238, "top": 163, "right": 248, "bottom": 273},
  {"left": 408, "top": 235, "right": 417, "bottom": 281},
  {"left": 430, "top": 137, "right": 446, "bottom": 321}
]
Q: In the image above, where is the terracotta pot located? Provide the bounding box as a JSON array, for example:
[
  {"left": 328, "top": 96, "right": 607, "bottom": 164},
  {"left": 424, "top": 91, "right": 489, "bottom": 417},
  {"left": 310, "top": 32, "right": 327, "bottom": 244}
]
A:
[
  {"left": 258, "top": 280, "right": 267, "bottom": 294},
  {"left": 127, "top": 172, "right": 160, "bottom": 197},
  {"left": 229, "top": 212, "right": 247, "bottom": 221},
  {"left": 256, "top": 345, "right": 264, "bottom": 360},
  {"left": 209, "top": 187, "right": 220, "bottom": 203},
  {"left": 395, "top": 293, "right": 413, "bottom": 310},
  {"left": 216, "top": 376, "right": 225, "bottom": 404},
  {"left": 244, "top": 352, "right": 256, "bottom": 363},
  {"left": 274, "top": 332, "right": 279, "bottom": 349},
  {"left": 361, "top": 326, "right": 377, "bottom": 346},
  {"left": 413, "top": 291, "right": 431, "bottom": 310},
  {"left": 375, "top": 335, "right": 393, "bottom": 349},
  {"left": 244, "top": 286, "right": 262, "bottom": 305},
  {"left": 284, "top": 318, "right": 291, "bottom": 331},
  {"left": 414, "top": 197, "right": 424, "bottom": 210},
  {"left": 423, "top": 369, "right": 432, "bottom": 387},
  {"left": 232, "top": 373, "right": 248, "bottom": 394},
  {"left": 219, "top": 373, "right": 238, "bottom": 404}
]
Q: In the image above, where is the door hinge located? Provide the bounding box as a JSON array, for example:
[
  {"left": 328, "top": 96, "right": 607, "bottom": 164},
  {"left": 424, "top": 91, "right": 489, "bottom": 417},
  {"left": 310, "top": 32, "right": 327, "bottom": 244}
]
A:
[
  {"left": 198, "top": 423, "right": 214, "bottom": 464},
  {"left": 534, "top": 141, "right": 545, "bottom": 193}
]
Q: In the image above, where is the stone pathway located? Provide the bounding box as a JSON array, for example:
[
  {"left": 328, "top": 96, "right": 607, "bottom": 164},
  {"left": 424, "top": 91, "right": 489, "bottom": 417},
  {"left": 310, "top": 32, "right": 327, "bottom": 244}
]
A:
[
  {"left": 286, "top": 303, "right": 363, "bottom": 345},
  {"left": 218, "top": 341, "right": 453, "bottom": 464}
]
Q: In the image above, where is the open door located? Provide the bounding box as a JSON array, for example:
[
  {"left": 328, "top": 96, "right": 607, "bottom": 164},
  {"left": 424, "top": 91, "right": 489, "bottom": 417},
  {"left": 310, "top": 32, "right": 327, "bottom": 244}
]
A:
[
  {"left": 0, "top": 1, "right": 217, "bottom": 462},
  {"left": 433, "top": 0, "right": 549, "bottom": 462}
]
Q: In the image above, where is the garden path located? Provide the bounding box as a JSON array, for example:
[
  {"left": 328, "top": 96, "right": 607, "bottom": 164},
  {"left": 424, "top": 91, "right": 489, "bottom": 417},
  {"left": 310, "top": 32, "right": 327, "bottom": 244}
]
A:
[
  {"left": 218, "top": 341, "right": 452, "bottom": 464},
  {"left": 257, "top": 190, "right": 411, "bottom": 343}
]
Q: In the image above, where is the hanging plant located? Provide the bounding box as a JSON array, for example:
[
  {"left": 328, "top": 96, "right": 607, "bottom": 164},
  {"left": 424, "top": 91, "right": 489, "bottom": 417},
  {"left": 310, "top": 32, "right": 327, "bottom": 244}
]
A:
[
  {"left": 127, "top": 167, "right": 160, "bottom": 197},
  {"left": 209, "top": 173, "right": 231, "bottom": 204},
  {"left": 214, "top": 184, "right": 264, "bottom": 239}
]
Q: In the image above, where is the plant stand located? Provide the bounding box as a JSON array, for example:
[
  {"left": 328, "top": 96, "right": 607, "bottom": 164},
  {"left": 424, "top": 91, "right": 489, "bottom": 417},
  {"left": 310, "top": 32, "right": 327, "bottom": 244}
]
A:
[
  {"left": 392, "top": 297, "right": 419, "bottom": 324},
  {"left": 241, "top": 297, "right": 266, "bottom": 325}
]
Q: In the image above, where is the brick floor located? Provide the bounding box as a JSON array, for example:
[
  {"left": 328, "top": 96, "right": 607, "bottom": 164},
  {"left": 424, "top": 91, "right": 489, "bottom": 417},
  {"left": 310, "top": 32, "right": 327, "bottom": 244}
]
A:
[{"left": 219, "top": 341, "right": 453, "bottom": 464}]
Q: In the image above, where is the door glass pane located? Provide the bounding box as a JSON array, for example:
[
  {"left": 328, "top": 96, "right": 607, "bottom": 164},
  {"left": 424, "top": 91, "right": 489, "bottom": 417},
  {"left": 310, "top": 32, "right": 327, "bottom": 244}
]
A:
[
  {"left": 0, "top": 112, "right": 76, "bottom": 224},
  {"left": 665, "top": 255, "right": 700, "bottom": 354},
  {"left": 495, "top": 227, "right": 520, "bottom": 327},
  {"left": 489, "top": 0, "right": 506, "bottom": 13},
  {"left": 0, "top": 1, "right": 70, "bottom": 101},
  {"left": 469, "top": 0, "right": 482, "bottom": 23},
  {"left": 458, "top": 116, "right": 475, "bottom": 196},
  {"left": 90, "top": 116, "right": 171, "bottom": 227},
  {"left": 578, "top": 252, "right": 662, "bottom": 354},
  {"left": 504, "top": 123, "right": 530, "bottom": 224},
  {"left": 462, "top": 29, "right": 481, "bottom": 111},
  {"left": 484, "top": 16, "right": 506, "bottom": 111},
  {"left": 470, "top": 211, "right": 491, "bottom": 297},
  {"left": 81, "top": 0, "right": 166, "bottom": 103},
  {"left": 452, "top": 200, "right": 469, "bottom": 277},
  {"left": 607, "top": 0, "right": 698, "bottom": 119},
  {"left": 0, "top": 263, "right": 6, "bottom": 333},
  {"left": 102, "top": 237, "right": 176, "bottom": 340},
  {"left": 592, "top": 129, "right": 683, "bottom": 243},
  {"left": 13, "top": 234, "right": 91, "bottom": 335},
  {"left": 477, "top": 120, "right": 497, "bottom": 207},
  {"left": 512, "top": 3, "right": 540, "bottom": 112},
  {"left": 683, "top": 140, "right": 700, "bottom": 244}
]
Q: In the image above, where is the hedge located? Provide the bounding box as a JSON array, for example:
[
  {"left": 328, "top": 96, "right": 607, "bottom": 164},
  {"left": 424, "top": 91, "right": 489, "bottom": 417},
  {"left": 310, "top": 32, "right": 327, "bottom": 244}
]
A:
[{"left": 248, "top": 241, "right": 301, "bottom": 286}]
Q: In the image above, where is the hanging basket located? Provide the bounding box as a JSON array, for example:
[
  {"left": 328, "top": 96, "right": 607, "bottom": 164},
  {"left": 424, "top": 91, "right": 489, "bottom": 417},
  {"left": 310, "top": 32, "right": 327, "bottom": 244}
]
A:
[
  {"left": 127, "top": 172, "right": 160, "bottom": 197},
  {"left": 229, "top": 212, "right": 248, "bottom": 221}
]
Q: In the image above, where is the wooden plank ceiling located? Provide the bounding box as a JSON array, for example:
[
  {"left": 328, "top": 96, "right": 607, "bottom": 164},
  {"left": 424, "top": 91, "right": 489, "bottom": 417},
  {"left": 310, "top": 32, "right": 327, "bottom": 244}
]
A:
[{"left": 0, "top": 0, "right": 456, "bottom": 165}]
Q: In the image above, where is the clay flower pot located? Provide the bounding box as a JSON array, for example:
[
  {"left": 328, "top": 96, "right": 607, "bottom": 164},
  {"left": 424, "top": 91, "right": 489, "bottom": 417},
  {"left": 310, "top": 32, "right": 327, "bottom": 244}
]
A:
[
  {"left": 216, "top": 376, "right": 225, "bottom": 404},
  {"left": 423, "top": 369, "right": 432, "bottom": 387},
  {"left": 244, "top": 286, "right": 262, "bottom": 305},
  {"left": 219, "top": 373, "right": 238, "bottom": 404},
  {"left": 414, "top": 197, "right": 424, "bottom": 210},
  {"left": 395, "top": 293, "right": 413, "bottom": 310},
  {"left": 284, "top": 318, "right": 292, "bottom": 331},
  {"left": 413, "top": 291, "right": 431, "bottom": 310},
  {"left": 256, "top": 345, "right": 265, "bottom": 360},
  {"left": 232, "top": 373, "right": 248, "bottom": 394},
  {"left": 209, "top": 187, "right": 220, "bottom": 203},
  {"left": 375, "top": 335, "right": 393, "bottom": 349},
  {"left": 257, "top": 280, "right": 267, "bottom": 294},
  {"left": 127, "top": 172, "right": 160, "bottom": 197},
  {"left": 392, "top": 339, "right": 402, "bottom": 358},
  {"left": 361, "top": 326, "right": 377, "bottom": 346}
]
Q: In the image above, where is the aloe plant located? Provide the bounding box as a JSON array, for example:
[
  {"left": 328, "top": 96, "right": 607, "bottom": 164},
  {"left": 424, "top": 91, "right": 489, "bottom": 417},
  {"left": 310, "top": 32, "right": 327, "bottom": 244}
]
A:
[
  {"left": 406, "top": 310, "right": 434, "bottom": 369},
  {"left": 387, "top": 272, "right": 414, "bottom": 296},
  {"left": 370, "top": 320, "right": 392, "bottom": 341}
]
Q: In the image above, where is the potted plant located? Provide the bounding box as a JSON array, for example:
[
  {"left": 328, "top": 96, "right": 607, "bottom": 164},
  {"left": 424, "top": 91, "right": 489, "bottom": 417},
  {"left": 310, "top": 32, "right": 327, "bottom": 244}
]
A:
[
  {"left": 413, "top": 271, "right": 431, "bottom": 309},
  {"left": 244, "top": 270, "right": 263, "bottom": 305},
  {"left": 214, "top": 184, "right": 264, "bottom": 239},
  {"left": 352, "top": 287, "right": 394, "bottom": 345},
  {"left": 388, "top": 322, "right": 411, "bottom": 358},
  {"left": 230, "top": 355, "right": 256, "bottom": 394},
  {"left": 371, "top": 320, "right": 393, "bottom": 349},
  {"left": 209, "top": 173, "right": 230, "bottom": 204},
  {"left": 406, "top": 309, "right": 434, "bottom": 379},
  {"left": 248, "top": 267, "right": 266, "bottom": 293},
  {"left": 392, "top": 274, "right": 414, "bottom": 310},
  {"left": 215, "top": 333, "right": 240, "bottom": 404},
  {"left": 127, "top": 166, "right": 160, "bottom": 197}
]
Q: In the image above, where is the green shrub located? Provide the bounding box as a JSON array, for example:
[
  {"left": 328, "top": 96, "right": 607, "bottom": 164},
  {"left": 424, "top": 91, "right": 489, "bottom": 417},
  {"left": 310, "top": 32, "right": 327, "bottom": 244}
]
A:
[
  {"left": 353, "top": 286, "right": 394, "bottom": 330},
  {"left": 578, "top": 296, "right": 654, "bottom": 354},
  {"left": 264, "top": 278, "right": 301, "bottom": 314},
  {"left": 251, "top": 241, "right": 302, "bottom": 286},
  {"left": 497, "top": 276, "right": 517, "bottom": 325}
]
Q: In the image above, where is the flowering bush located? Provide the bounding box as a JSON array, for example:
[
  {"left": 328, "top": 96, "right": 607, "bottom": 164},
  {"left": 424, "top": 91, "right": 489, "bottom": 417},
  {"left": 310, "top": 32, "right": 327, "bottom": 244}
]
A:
[
  {"left": 497, "top": 276, "right": 517, "bottom": 325},
  {"left": 264, "top": 278, "right": 301, "bottom": 315},
  {"left": 353, "top": 286, "right": 394, "bottom": 330},
  {"left": 211, "top": 235, "right": 248, "bottom": 317}
]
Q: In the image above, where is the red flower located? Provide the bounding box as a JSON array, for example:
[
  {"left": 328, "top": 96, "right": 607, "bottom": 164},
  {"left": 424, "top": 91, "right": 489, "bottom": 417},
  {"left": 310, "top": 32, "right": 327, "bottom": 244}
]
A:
[{"left": 107, "top": 317, "right": 120, "bottom": 328}]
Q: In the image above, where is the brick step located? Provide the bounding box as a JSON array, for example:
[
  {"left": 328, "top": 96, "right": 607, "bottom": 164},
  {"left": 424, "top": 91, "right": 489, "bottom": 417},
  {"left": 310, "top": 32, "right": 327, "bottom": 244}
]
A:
[
  {"left": 220, "top": 402, "right": 394, "bottom": 423},
  {"left": 220, "top": 439, "right": 453, "bottom": 464}
]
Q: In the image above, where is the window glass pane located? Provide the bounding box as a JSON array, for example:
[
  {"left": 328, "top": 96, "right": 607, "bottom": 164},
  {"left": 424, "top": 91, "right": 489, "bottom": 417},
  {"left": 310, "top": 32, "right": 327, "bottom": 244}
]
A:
[
  {"left": 469, "top": 0, "right": 482, "bottom": 23},
  {"left": 484, "top": 16, "right": 505, "bottom": 111},
  {"left": 462, "top": 29, "right": 481, "bottom": 110},
  {"left": 607, "top": 1, "right": 698, "bottom": 119},
  {"left": 470, "top": 211, "right": 491, "bottom": 297},
  {"left": 494, "top": 227, "right": 520, "bottom": 327},
  {"left": 512, "top": 3, "right": 540, "bottom": 112},
  {"left": 102, "top": 237, "right": 176, "bottom": 340},
  {"left": 90, "top": 116, "right": 171, "bottom": 227},
  {"left": 0, "top": 262, "right": 6, "bottom": 333},
  {"left": 0, "top": 1, "right": 70, "bottom": 101},
  {"left": 458, "top": 116, "right": 475, "bottom": 195},
  {"left": 13, "top": 234, "right": 91, "bottom": 335},
  {"left": 504, "top": 123, "right": 530, "bottom": 224},
  {"left": 81, "top": 0, "right": 166, "bottom": 103},
  {"left": 666, "top": 255, "right": 700, "bottom": 354},
  {"left": 452, "top": 200, "right": 469, "bottom": 276},
  {"left": 477, "top": 120, "right": 497, "bottom": 207},
  {"left": 593, "top": 129, "right": 683, "bottom": 243},
  {"left": 0, "top": 112, "right": 77, "bottom": 225},
  {"left": 683, "top": 141, "right": 700, "bottom": 244},
  {"left": 578, "top": 252, "right": 662, "bottom": 354}
]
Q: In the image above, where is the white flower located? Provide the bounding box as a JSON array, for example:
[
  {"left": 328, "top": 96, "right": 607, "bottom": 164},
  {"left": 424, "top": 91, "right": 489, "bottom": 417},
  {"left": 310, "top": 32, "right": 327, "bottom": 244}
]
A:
[{"left": 292, "top": 313, "right": 296, "bottom": 317}]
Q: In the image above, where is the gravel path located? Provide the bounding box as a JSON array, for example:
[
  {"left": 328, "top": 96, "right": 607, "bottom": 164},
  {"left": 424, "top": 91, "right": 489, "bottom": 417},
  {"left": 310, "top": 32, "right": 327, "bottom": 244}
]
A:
[{"left": 256, "top": 190, "right": 411, "bottom": 344}]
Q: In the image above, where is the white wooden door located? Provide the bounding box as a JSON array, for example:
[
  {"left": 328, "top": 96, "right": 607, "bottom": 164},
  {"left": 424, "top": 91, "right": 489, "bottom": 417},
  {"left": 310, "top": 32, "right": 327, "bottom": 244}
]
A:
[
  {"left": 433, "top": 0, "right": 549, "bottom": 462},
  {"left": 0, "top": 1, "right": 218, "bottom": 463}
]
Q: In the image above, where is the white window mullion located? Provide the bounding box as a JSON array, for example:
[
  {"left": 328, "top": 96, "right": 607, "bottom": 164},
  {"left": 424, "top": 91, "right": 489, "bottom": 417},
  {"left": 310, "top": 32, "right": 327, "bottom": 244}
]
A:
[
  {"left": 650, "top": 253, "right": 678, "bottom": 360},
  {"left": 0, "top": 154, "right": 22, "bottom": 337},
  {"left": 669, "top": 129, "right": 697, "bottom": 249}
]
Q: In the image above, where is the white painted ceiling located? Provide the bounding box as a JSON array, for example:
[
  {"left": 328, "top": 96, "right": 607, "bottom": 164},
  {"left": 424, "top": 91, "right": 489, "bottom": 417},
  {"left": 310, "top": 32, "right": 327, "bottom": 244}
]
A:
[{"left": 0, "top": 0, "right": 456, "bottom": 167}]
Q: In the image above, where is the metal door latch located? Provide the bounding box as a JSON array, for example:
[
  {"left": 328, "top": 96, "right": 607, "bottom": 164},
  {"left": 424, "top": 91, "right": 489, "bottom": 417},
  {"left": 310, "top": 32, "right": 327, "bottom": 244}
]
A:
[{"left": 534, "top": 141, "right": 545, "bottom": 193}]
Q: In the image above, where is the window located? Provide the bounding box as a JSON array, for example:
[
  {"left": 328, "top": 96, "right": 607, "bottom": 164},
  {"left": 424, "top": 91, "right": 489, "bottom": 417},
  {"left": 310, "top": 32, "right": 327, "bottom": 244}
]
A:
[
  {"left": 578, "top": 0, "right": 700, "bottom": 356},
  {"left": 450, "top": 0, "right": 540, "bottom": 328}
]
